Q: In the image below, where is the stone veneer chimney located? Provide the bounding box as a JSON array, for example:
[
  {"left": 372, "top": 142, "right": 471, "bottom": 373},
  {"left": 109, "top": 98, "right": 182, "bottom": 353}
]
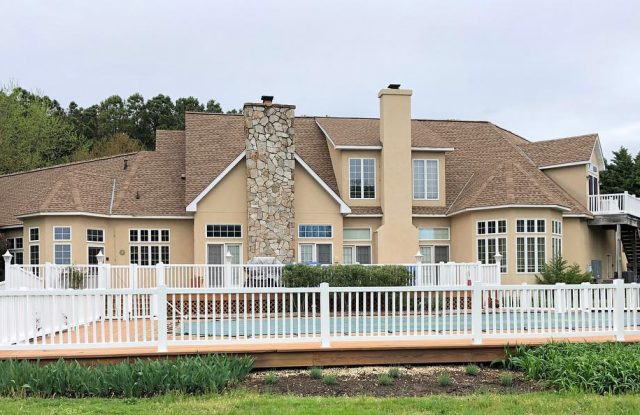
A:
[{"left": 243, "top": 99, "right": 296, "bottom": 262}]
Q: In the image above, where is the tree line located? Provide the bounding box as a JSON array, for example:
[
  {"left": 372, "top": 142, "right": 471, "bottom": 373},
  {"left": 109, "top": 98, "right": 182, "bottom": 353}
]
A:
[
  {"left": 600, "top": 147, "right": 640, "bottom": 196},
  {"left": 0, "top": 85, "right": 239, "bottom": 175}
]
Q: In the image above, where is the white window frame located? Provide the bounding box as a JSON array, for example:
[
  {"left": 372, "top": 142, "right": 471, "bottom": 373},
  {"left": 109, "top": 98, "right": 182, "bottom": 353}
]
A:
[
  {"left": 476, "top": 220, "right": 507, "bottom": 236},
  {"left": 412, "top": 159, "right": 439, "bottom": 200},
  {"left": 516, "top": 218, "right": 546, "bottom": 234},
  {"left": 476, "top": 237, "right": 507, "bottom": 273},
  {"left": 343, "top": 244, "right": 373, "bottom": 264},
  {"left": 298, "top": 224, "right": 333, "bottom": 239},
  {"left": 298, "top": 242, "right": 333, "bottom": 264},
  {"left": 86, "top": 228, "right": 105, "bottom": 243},
  {"left": 53, "top": 243, "right": 72, "bottom": 265},
  {"left": 29, "top": 227, "right": 40, "bottom": 242},
  {"left": 419, "top": 244, "right": 450, "bottom": 264},
  {"left": 29, "top": 244, "right": 40, "bottom": 265},
  {"left": 205, "top": 224, "right": 243, "bottom": 239},
  {"left": 516, "top": 236, "right": 546, "bottom": 274},
  {"left": 348, "top": 157, "right": 376, "bottom": 199},
  {"left": 551, "top": 220, "right": 562, "bottom": 236},
  {"left": 418, "top": 227, "right": 450, "bottom": 241},
  {"left": 53, "top": 226, "right": 72, "bottom": 241},
  {"left": 205, "top": 243, "right": 243, "bottom": 264},
  {"left": 343, "top": 227, "right": 372, "bottom": 241},
  {"left": 7, "top": 237, "right": 24, "bottom": 265}
]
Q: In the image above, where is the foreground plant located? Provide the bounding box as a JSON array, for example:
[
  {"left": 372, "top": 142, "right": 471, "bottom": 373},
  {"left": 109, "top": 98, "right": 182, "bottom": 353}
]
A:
[
  {"left": 378, "top": 374, "right": 393, "bottom": 386},
  {"left": 388, "top": 367, "right": 401, "bottom": 379},
  {"left": 500, "top": 373, "right": 514, "bottom": 387},
  {"left": 437, "top": 372, "right": 452, "bottom": 387},
  {"left": 308, "top": 367, "right": 322, "bottom": 379},
  {"left": 0, "top": 355, "right": 253, "bottom": 398},
  {"left": 509, "top": 342, "right": 640, "bottom": 394},
  {"left": 322, "top": 375, "right": 337, "bottom": 386},
  {"left": 264, "top": 372, "right": 279, "bottom": 385},
  {"left": 465, "top": 364, "right": 480, "bottom": 376}
]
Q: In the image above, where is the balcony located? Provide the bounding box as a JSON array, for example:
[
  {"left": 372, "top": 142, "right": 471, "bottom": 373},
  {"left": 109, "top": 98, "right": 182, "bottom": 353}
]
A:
[{"left": 589, "top": 192, "right": 640, "bottom": 219}]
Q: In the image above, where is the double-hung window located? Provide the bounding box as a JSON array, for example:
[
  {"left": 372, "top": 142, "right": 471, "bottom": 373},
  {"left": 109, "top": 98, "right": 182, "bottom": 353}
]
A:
[
  {"left": 516, "top": 219, "right": 546, "bottom": 273},
  {"left": 299, "top": 244, "right": 332, "bottom": 264},
  {"left": 413, "top": 159, "right": 439, "bottom": 200},
  {"left": 349, "top": 158, "right": 376, "bottom": 199},
  {"left": 343, "top": 228, "right": 372, "bottom": 264},
  {"left": 7, "top": 237, "right": 24, "bottom": 265},
  {"left": 476, "top": 220, "right": 507, "bottom": 272},
  {"left": 53, "top": 226, "right": 71, "bottom": 265}
]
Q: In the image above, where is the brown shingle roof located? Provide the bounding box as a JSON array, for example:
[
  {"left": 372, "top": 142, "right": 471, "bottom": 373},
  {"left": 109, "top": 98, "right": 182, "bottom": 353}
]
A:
[
  {"left": 518, "top": 134, "right": 598, "bottom": 168},
  {"left": 315, "top": 117, "right": 453, "bottom": 149},
  {"left": 349, "top": 206, "right": 383, "bottom": 216}
]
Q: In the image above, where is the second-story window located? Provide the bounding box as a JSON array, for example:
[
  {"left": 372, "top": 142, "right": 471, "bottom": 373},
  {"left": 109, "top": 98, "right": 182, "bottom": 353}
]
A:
[
  {"left": 413, "top": 159, "right": 439, "bottom": 200},
  {"left": 349, "top": 158, "right": 376, "bottom": 199}
]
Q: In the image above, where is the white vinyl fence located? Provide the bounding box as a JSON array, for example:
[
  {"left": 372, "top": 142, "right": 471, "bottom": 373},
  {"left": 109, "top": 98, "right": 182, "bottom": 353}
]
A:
[
  {"left": 2, "top": 261, "right": 501, "bottom": 290},
  {"left": 2, "top": 279, "right": 639, "bottom": 351}
]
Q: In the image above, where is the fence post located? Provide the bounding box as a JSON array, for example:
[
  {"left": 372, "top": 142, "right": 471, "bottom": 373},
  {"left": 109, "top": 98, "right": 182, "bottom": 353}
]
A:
[
  {"left": 224, "top": 251, "right": 233, "bottom": 287},
  {"left": 129, "top": 263, "right": 138, "bottom": 289},
  {"left": 96, "top": 250, "right": 107, "bottom": 289},
  {"left": 555, "top": 283, "right": 566, "bottom": 314},
  {"left": 415, "top": 251, "right": 423, "bottom": 286},
  {"left": 156, "top": 261, "right": 168, "bottom": 352},
  {"left": 320, "top": 282, "right": 330, "bottom": 348},
  {"left": 521, "top": 283, "right": 530, "bottom": 310},
  {"left": 580, "top": 282, "right": 591, "bottom": 311},
  {"left": 2, "top": 251, "right": 12, "bottom": 288},
  {"left": 45, "top": 262, "right": 52, "bottom": 289},
  {"left": 613, "top": 279, "right": 625, "bottom": 341},
  {"left": 472, "top": 280, "right": 483, "bottom": 345}
]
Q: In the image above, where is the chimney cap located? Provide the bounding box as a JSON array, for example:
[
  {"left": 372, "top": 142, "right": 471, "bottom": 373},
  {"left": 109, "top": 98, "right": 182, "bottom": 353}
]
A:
[
  {"left": 387, "top": 84, "right": 401, "bottom": 89},
  {"left": 261, "top": 95, "right": 274, "bottom": 103}
]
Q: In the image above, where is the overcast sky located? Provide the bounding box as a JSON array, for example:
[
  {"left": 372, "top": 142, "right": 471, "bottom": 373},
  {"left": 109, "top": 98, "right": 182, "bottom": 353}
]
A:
[{"left": 2, "top": 1, "right": 638, "bottom": 159}]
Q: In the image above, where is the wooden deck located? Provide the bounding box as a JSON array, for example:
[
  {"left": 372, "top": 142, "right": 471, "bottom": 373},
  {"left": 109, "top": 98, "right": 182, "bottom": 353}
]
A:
[{"left": 3, "top": 335, "right": 639, "bottom": 368}]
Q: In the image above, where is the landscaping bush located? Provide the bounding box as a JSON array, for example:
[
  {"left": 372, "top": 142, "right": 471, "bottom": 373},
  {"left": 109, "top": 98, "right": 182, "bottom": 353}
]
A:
[
  {"left": 282, "top": 264, "right": 413, "bottom": 287},
  {"left": 437, "top": 372, "right": 452, "bottom": 387},
  {"left": 465, "top": 364, "right": 480, "bottom": 376},
  {"left": 322, "top": 374, "right": 337, "bottom": 385},
  {"left": 500, "top": 373, "right": 514, "bottom": 387},
  {"left": 509, "top": 342, "right": 640, "bottom": 394},
  {"left": 536, "top": 256, "right": 592, "bottom": 284},
  {"left": 0, "top": 355, "right": 254, "bottom": 398},
  {"left": 378, "top": 374, "right": 393, "bottom": 386},
  {"left": 264, "top": 372, "right": 278, "bottom": 385},
  {"left": 308, "top": 367, "right": 322, "bottom": 379},
  {"left": 388, "top": 367, "right": 401, "bottom": 379}
]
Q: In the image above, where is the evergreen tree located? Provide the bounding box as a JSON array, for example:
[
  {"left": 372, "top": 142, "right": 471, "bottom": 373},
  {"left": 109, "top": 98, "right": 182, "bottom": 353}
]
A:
[{"left": 600, "top": 147, "right": 639, "bottom": 195}]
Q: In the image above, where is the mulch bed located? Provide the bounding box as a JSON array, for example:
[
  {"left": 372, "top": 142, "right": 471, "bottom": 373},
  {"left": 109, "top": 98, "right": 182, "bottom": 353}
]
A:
[{"left": 243, "top": 365, "right": 544, "bottom": 397}]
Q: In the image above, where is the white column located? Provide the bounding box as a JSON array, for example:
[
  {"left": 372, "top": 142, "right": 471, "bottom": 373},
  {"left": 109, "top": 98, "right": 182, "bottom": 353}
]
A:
[
  {"left": 2, "top": 251, "right": 12, "bottom": 289},
  {"left": 471, "top": 280, "right": 483, "bottom": 345},
  {"left": 156, "top": 261, "right": 167, "bottom": 352},
  {"left": 613, "top": 279, "right": 625, "bottom": 341},
  {"left": 224, "top": 251, "right": 233, "bottom": 287},
  {"left": 320, "top": 282, "right": 330, "bottom": 348},
  {"left": 555, "top": 283, "right": 566, "bottom": 314},
  {"left": 494, "top": 253, "right": 503, "bottom": 285},
  {"left": 96, "top": 250, "right": 107, "bottom": 289},
  {"left": 414, "top": 251, "right": 423, "bottom": 286}
]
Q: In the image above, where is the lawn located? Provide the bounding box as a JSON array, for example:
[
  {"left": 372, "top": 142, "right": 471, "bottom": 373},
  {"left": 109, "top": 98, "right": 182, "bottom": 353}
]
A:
[{"left": 1, "top": 391, "right": 640, "bottom": 415}]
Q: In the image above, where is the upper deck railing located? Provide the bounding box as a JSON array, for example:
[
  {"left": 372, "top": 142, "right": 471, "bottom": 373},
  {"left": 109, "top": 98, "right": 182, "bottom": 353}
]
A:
[{"left": 589, "top": 192, "right": 640, "bottom": 218}]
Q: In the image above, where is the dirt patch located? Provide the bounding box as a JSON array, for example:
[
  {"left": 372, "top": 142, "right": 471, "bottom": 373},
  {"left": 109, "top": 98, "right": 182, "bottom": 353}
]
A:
[{"left": 243, "top": 365, "right": 544, "bottom": 397}]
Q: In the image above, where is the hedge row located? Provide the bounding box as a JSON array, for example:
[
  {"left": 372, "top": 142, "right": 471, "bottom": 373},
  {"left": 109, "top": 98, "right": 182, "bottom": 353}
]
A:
[{"left": 282, "top": 264, "right": 413, "bottom": 287}]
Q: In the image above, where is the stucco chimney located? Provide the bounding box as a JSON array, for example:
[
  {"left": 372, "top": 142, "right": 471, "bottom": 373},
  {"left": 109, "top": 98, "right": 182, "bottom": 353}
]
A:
[
  {"left": 376, "top": 85, "right": 419, "bottom": 263},
  {"left": 243, "top": 98, "right": 296, "bottom": 262}
]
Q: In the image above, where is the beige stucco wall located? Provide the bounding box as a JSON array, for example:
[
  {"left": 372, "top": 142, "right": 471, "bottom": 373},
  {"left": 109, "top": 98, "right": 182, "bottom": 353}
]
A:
[
  {"left": 295, "top": 165, "right": 344, "bottom": 263},
  {"left": 192, "top": 162, "right": 248, "bottom": 263},
  {"left": 563, "top": 217, "right": 616, "bottom": 279},
  {"left": 544, "top": 165, "right": 589, "bottom": 208},
  {"left": 17, "top": 215, "right": 193, "bottom": 265}
]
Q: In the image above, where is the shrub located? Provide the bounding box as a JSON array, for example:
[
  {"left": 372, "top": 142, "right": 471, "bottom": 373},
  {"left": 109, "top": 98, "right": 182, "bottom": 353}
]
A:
[
  {"left": 282, "top": 264, "right": 413, "bottom": 287},
  {"left": 509, "top": 342, "right": 640, "bottom": 394},
  {"left": 322, "top": 374, "right": 337, "bottom": 385},
  {"left": 500, "top": 373, "right": 514, "bottom": 386},
  {"left": 437, "top": 372, "right": 452, "bottom": 387},
  {"left": 0, "top": 355, "right": 253, "bottom": 398},
  {"left": 388, "top": 367, "right": 401, "bottom": 379},
  {"left": 536, "top": 256, "right": 592, "bottom": 284},
  {"left": 465, "top": 364, "right": 480, "bottom": 376},
  {"left": 308, "top": 367, "right": 322, "bottom": 379},
  {"left": 264, "top": 372, "right": 278, "bottom": 385},
  {"left": 378, "top": 374, "right": 393, "bottom": 386}
]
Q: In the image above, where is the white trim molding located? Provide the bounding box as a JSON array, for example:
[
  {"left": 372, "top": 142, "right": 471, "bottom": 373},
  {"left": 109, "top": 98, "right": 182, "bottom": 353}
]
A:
[
  {"left": 0, "top": 224, "right": 23, "bottom": 230},
  {"left": 345, "top": 213, "right": 383, "bottom": 218},
  {"left": 294, "top": 153, "right": 351, "bottom": 214},
  {"left": 335, "top": 145, "right": 382, "bottom": 150},
  {"left": 448, "top": 204, "right": 571, "bottom": 216},
  {"left": 539, "top": 161, "right": 589, "bottom": 170},
  {"left": 186, "top": 151, "right": 246, "bottom": 212},
  {"left": 17, "top": 212, "right": 193, "bottom": 220},
  {"left": 411, "top": 147, "right": 455, "bottom": 152}
]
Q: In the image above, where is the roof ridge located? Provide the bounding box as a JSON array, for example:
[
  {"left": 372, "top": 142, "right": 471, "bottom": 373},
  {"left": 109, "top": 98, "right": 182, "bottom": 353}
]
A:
[
  {"left": 528, "top": 133, "right": 598, "bottom": 145},
  {"left": 0, "top": 152, "right": 140, "bottom": 179},
  {"left": 490, "top": 123, "right": 538, "bottom": 167},
  {"left": 490, "top": 123, "right": 531, "bottom": 143}
]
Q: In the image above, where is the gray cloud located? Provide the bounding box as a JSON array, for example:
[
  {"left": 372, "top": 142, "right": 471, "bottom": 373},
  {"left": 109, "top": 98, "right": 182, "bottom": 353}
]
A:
[{"left": 1, "top": 0, "right": 638, "bottom": 159}]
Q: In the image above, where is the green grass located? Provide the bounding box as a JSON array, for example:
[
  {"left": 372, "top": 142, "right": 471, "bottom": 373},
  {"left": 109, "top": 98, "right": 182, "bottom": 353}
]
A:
[
  {"left": 509, "top": 342, "right": 640, "bottom": 394},
  {"left": 377, "top": 374, "right": 393, "bottom": 386},
  {"left": 308, "top": 367, "right": 322, "bottom": 379},
  {"left": 1, "top": 391, "right": 640, "bottom": 414},
  {"left": 464, "top": 364, "right": 480, "bottom": 376},
  {"left": 0, "top": 355, "right": 253, "bottom": 398},
  {"left": 322, "top": 375, "right": 337, "bottom": 386},
  {"left": 437, "top": 372, "right": 452, "bottom": 387}
]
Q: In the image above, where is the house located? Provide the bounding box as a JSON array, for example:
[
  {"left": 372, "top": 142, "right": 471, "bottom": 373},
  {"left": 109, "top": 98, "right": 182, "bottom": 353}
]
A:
[{"left": 1, "top": 85, "right": 637, "bottom": 284}]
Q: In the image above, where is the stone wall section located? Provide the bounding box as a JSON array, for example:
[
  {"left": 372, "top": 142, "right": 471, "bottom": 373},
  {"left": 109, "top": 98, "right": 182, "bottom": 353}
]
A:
[{"left": 244, "top": 103, "right": 296, "bottom": 261}]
